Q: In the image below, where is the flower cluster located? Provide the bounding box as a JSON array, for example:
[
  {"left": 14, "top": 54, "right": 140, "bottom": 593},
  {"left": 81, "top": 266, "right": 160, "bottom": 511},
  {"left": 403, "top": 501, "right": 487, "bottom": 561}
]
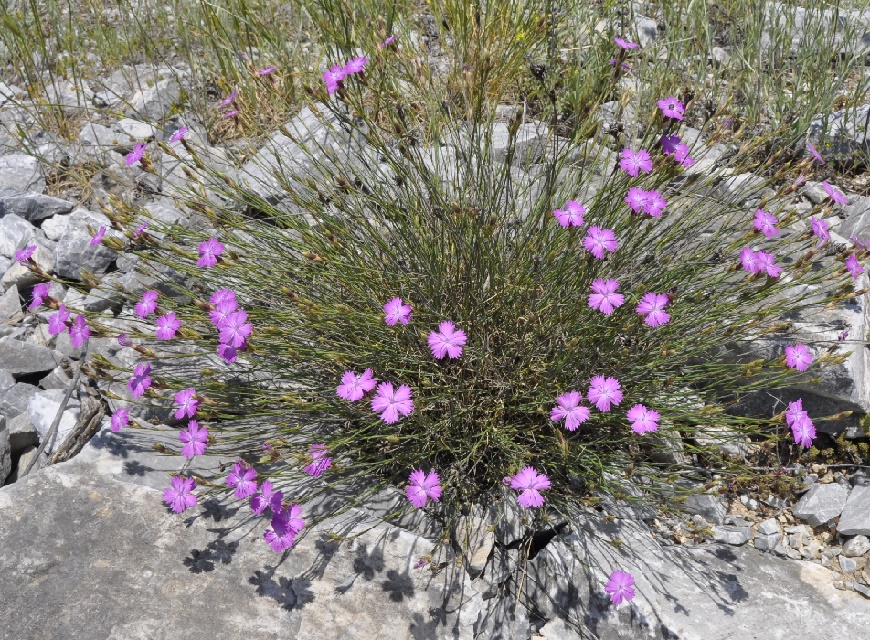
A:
[
  {"left": 207, "top": 288, "right": 253, "bottom": 363},
  {"left": 785, "top": 399, "right": 816, "bottom": 449},
  {"left": 47, "top": 303, "right": 90, "bottom": 348},
  {"left": 323, "top": 56, "right": 367, "bottom": 94}
]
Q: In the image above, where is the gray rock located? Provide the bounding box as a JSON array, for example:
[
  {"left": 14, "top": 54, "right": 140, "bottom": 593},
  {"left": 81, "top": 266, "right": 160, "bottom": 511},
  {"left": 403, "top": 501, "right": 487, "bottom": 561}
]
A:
[
  {"left": 539, "top": 618, "right": 583, "bottom": 640},
  {"left": 843, "top": 535, "right": 870, "bottom": 557},
  {"left": 39, "top": 365, "right": 73, "bottom": 390},
  {"left": 0, "top": 155, "right": 44, "bottom": 194},
  {"left": 456, "top": 505, "right": 495, "bottom": 578},
  {"left": 0, "top": 336, "right": 61, "bottom": 376},
  {"left": 80, "top": 122, "right": 121, "bottom": 149},
  {"left": 43, "top": 79, "right": 92, "bottom": 112},
  {"left": 808, "top": 103, "right": 870, "bottom": 164},
  {"left": 126, "top": 77, "right": 180, "bottom": 121},
  {"left": 40, "top": 213, "right": 71, "bottom": 241},
  {"left": 710, "top": 47, "right": 730, "bottom": 67},
  {"left": 0, "top": 214, "right": 38, "bottom": 259},
  {"left": 758, "top": 518, "right": 780, "bottom": 536},
  {"left": 754, "top": 532, "right": 781, "bottom": 551},
  {"left": 840, "top": 555, "right": 858, "bottom": 574},
  {"left": 838, "top": 485, "right": 870, "bottom": 535},
  {"left": 794, "top": 483, "right": 851, "bottom": 526},
  {"left": 634, "top": 16, "right": 658, "bottom": 47},
  {"left": 492, "top": 486, "right": 527, "bottom": 545},
  {"left": 116, "top": 118, "right": 157, "bottom": 141},
  {"left": 489, "top": 121, "right": 550, "bottom": 168},
  {"left": 0, "top": 284, "right": 21, "bottom": 321},
  {"left": 0, "top": 415, "right": 10, "bottom": 484},
  {"left": 712, "top": 525, "right": 751, "bottom": 545},
  {"left": 0, "top": 382, "right": 38, "bottom": 420},
  {"left": 0, "top": 369, "right": 13, "bottom": 394},
  {"left": 4, "top": 443, "right": 44, "bottom": 483},
  {"left": 684, "top": 494, "right": 727, "bottom": 524},
  {"left": 6, "top": 411, "right": 38, "bottom": 453},
  {"left": 54, "top": 208, "right": 118, "bottom": 280},
  {"left": 27, "top": 388, "right": 80, "bottom": 455},
  {"left": 0, "top": 191, "right": 74, "bottom": 222}
]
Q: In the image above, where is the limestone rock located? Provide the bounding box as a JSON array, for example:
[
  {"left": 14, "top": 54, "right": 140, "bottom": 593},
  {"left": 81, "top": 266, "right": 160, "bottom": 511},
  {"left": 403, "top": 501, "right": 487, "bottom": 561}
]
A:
[
  {"left": 838, "top": 485, "right": 870, "bottom": 536},
  {"left": 712, "top": 525, "right": 751, "bottom": 545},
  {"left": 0, "top": 155, "right": 44, "bottom": 194},
  {"left": 27, "top": 388, "right": 80, "bottom": 456},
  {"left": 0, "top": 336, "right": 62, "bottom": 376},
  {"left": 0, "top": 415, "right": 10, "bottom": 484},
  {"left": 0, "top": 382, "right": 38, "bottom": 420},
  {"left": 54, "top": 208, "right": 118, "bottom": 280},
  {"left": 843, "top": 535, "right": 870, "bottom": 557},
  {"left": 684, "top": 494, "right": 727, "bottom": 524},
  {"left": 455, "top": 506, "right": 496, "bottom": 579},
  {"left": 6, "top": 411, "right": 38, "bottom": 453},
  {"left": 0, "top": 190, "right": 74, "bottom": 222},
  {"left": 794, "top": 483, "right": 851, "bottom": 527},
  {"left": 0, "top": 284, "right": 22, "bottom": 322},
  {"left": 126, "top": 77, "right": 180, "bottom": 121}
]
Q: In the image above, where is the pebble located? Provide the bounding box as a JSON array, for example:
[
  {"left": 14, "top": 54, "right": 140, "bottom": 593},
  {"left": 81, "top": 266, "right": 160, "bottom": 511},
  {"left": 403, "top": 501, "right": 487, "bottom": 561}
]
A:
[{"left": 843, "top": 535, "right": 870, "bottom": 558}]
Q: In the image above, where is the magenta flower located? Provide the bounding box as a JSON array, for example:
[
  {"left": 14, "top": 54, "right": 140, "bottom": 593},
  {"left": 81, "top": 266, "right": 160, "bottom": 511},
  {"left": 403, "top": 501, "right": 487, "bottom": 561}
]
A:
[
  {"left": 209, "top": 298, "right": 238, "bottom": 328},
  {"left": 110, "top": 406, "right": 130, "bottom": 433},
  {"left": 29, "top": 282, "right": 50, "bottom": 310},
  {"left": 48, "top": 303, "right": 70, "bottom": 335},
  {"left": 822, "top": 181, "right": 848, "bottom": 205},
  {"left": 173, "top": 388, "right": 199, "bottom": 420},
  {"left": 128, "top": 362, "right": 152, "bottom": 399},
  {"left": 218, "top": 89, "right": 237, "bottom": 108},
  {"left": 89, "top": 226, "right": 107, "bottom": 246},
  {"left": 197, "top": 237, "right": 225, "bottom": 268},
  {"left": 627, "top": 404, "right": 660, "bottom": 434},
  {"left": 163, "top": 476, "right": 197, "bottom": 513},
  {"left": 226, "top": 461, "right": 259, "bottom": 499},
  {"left": 846, "top": 254, "right": 865, "bottom": 280},
  {"left": 657, "top": 96, "right": 685, "bottom": 120},
  {"left": 661, "top": 134, "right": 680, "bottom": 155},
  {"left": 673, "top": 143, "right": 695, "bottom": 167},
  {"left": 371, "top": 382, "right": 414, "bottom": 424},
  {"left": 614, "top": 36, "right": 639, "bottom": 49},
  {"left": 740, "top": 247, "right": 760, "bottom": 273},
  {"left": 609, "top": 59, "right": 631, "bottom": 70},
  {"left": 785, "top": 344, "right": 813, "bottom": 372},
  {"left": 509, "top": 466, "right": 551, "bottom": 508},
  {"left": 336, "top": 368, "right": 378, "bottom": 401},
  {"left": 219, "top": 309, "right": 253, "bottom": 348},
  {"left": 553, "top": 200, "right": 585, "bottom": 227},
  {"left": 133, "top": 221, "right": 148, "bottom": 238},
  {"left": 791, "top": 416, "right": 816, "bottom": 449},
  {"left": 257, "top": 65, "right": 278, "bottom": 76},
  {"left": 636, "top": 292, "right": 670, "bottom": 327},
  {"left": 383, "top": 297, "right": 412, "bottom": 326},
  {"left": 753, "top": 209, "right": 780, "bottom": 238},
  {"left": 179, "top": 420, "right": 208, "bottom": 458},
  {"left": 755, "top": 250, "right": 782, "bottom": 278},
  {"left": 406, "top": 469, "right": 442, "bottom": 508},
  {"left": 605, "top": 570, "right": 636, "bottom": 606},
  {"left": 304, "top": 444, "right": 332, "bottom": 477},
  {"left": 380, "top": 35, "right": 397, "bottom": 48},
  {"left": 550, "top": 391, "right": 590, "bottom": 432},
  {"left": 807, "top": 143, "right": 825, "bottom": 165},
  {"left": 155, "top": 312, "right": 181, "bottom": 340},
  {"left": 583, "top": 226, "right": 618, "bottom": 259},
  {"left": 619, "top": 148, "right": 653, "bottom": 177},
  {"left": 169, "top": 127, "right": 188, "bottom": 143},
  {"left": 222, "top": 110, "right": 239, "bottom": 118},
  {"left": 786, "top": 399, "right": 808, "bottom": 428},
  {"left": 117, "top": 333, "right": 133, "bottom": 347},
  {"left": 250, "top": 480, "right": 283, "bottom": 516},
  {"left": 134, "top": 290, "right": 159, "bottom": 318},
  {"left": 69, "top": 314, "right": 90, "bottom": 348},
  {"left": 264, "top": 504, "right": 304, "bottom": 552},
  {"left": 343, "top": 56, "right": 367, "bottom": 75},
  {"left": 642, "top": 190, "right": 667, "bottom": 218},
  {"left": 428, "top": 321, "right": 468, "bottom": 359},
  {"left": 588, "top": 376, "right": 623, "bottom": 412},
  {"left": 588, "top": 279, "right": 624, "bottom": 316},
  {"left": 217, "top": 343, "right": 239, "bottom": 364},
  {"left": 210, "top": 288, "right": 237, "bottom": 306},
  {"left": 811, "top": 217, "right": 830, "bottom": 246},
  {"left": 323, "top": 64, "right": 346, "bottom": 94},
  {"left": 624, "top": 187, "right": 648, "bottom": 213},
  {"left": 125, "top": 143, "right": 146, "bottom": 166},
  {"left": 15, "top": 245, "right": 36, "bottom": 263}
]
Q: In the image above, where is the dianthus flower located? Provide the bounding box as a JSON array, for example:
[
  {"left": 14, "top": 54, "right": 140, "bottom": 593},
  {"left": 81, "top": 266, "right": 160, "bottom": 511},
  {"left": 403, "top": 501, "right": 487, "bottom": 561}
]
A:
[
  {"left": 605, "top": 570, "right": 636, "bottom": 606},
  {"left": 117, "top": 333, "right": 133, "bottom": 347},
  {"left": 133, "top": 221, "right": 148, "bottom": 238},
  {"left": 673, "top": 143, "right": 695, "bottom": 167},
  {"left": 128, "top": 362, "right": 153, "bottom": 399},
  {"left": 263, "top": 504, "right": 304, "bottom": 552},
  {"left": 257, "top": 65, "right": 278, "bottom": 76},
  {"left": 29, "top": 282, "right": 50, "bottom": 310},
  {"left": 657, "top": 96, "right": 685, "bottom": 120},
  {"left": 174, "top": 388, "right": 199, "bottom": 420},
  {"left": 642, "top": 190, "right": 667, "bottom": 218},
  {"left": 785, "top": 399, "right": 808, "bottom": 428},
  {"left": 323, "top": 64, "right": 346, "bottom": 94},
  {"left": 754, "top": 250, "right": 782, "bottom": 278},
  {"left": 807, "top": 143, "right": 825, "bottom": 165},
  {"left": 660, "top": 134, "right": 680, "bottom": 155},
  {"left": 155, "top": 312, "right": 181, "bottom": 340},
  {"left": 383, "top": 297, "right": 412, "bottom": 326},
  {"left": 134, "top": 290, "right": 159, "bottom": 318},
  {"left": 69, "top": 314, "right": 90, "bottom": 348},
  {"left": 588, "top": 376, "right": 623, "bottom": 412},
  {"left": 250, "top": 480, "right": 283, "bottom": 516},
  {"left": 785, "top": 344, "right": 813, "bottom": 372},
  {"left": 90, "top": 226, "right": 106, "bottom": 246},
  {"left": 624, "top": 187, "right": 648, "bottom": 213},
  {"left": 822, "top": 181, "right": 848, "bottom": 205},
  {"left": 197, "top": 237, "right": 225, "bottom": 268},
  {"left": 336, "top": 368, "right": 378, "bottom": 401},
  {"left": 226, "top": 461, "right": 258, "bottom": 499},
  {"left": 627, "top": 404, "right": 660, "bottom": 434},
  {"left": 588, "top": 279, "right": 624, "bottom": 315},
  {"left": 180, "top": 420, "right": 208, "bottom": 458},
  {"left": 371, "top": 382, "right": 414, "bottom": 424},
  {"left": 47, "top": 304, "right": 70, "bottom": 335},
  {"left": 583, "top": 226, "right": 618, "bottom": 259},
  {"left": 219, "top": 309, "right": 253, "bottom": 348},
  {"left": 15, "top": 245, "right": 36, "bottom": 263},
  {"left": 209, "top": 298, "right": 238, "bottom": 328},
  {"left": 304, "top": 444, "right": 332, "bottom": 477},
  {"left": 753, "top": 209, "right": 780, "bottom": 238},
  {"left": 110, "top": 406, "right": 130, "bottom": 432},
  {"left": 614, "top": 36, "right": 639, "bottom": 49},
  {"left": 550, "top": 391, "right": 590, "bottom": 431},
  {"left": 210, "top": 288, "right": 237, "bottom": 306},
  {"left": 343, "top": 56, "right": 367, "bottom": 75},
  {"left": 163, "top": 476, "right": 197, "bottom": 513},
  {"left": 217, "top": 343, "right": 239, "bottom": 364},
  {"left": 428, "top": 321, "right": 468, "bottom": 359},
  {"left": 791, "top": 417, "right": 816, "bottom": 449},
  {"left": 740, "top": 247, "right": 760, "bottom": 273},
  {"left": 811, "top": 217, "right": 830, "bottom": 246},
  {"left": 619, "top": 148, "right": 653, "bottom": 177},
  {"left": 222, "top": 110, "right": 239, "bottom": 118},
  {"left": 169, "top": 127, "right": 188, "bottom": 143},
  {"left": 218, "top": 89, "right": 237, "bottom": 108},
  {"left": 846, "top": 254, "right": 865, "bottom": 279},
  {"left": 406, "top": 469, "right": 442, "bottom": 508},
  {"left": 636, "top": 292, "right": 670, "bottom": 327},
  {"left": 126, "top": 143, "right": 146, "bottom": 166},
  {"left": 380, "top": 35, "right": 397, "bottom": 48},
  {"left": 509, "top": 466, "right": 551, "bottom": 508},
  {"left": 553, "top": 200, "right": 585, "bottom": 227}
]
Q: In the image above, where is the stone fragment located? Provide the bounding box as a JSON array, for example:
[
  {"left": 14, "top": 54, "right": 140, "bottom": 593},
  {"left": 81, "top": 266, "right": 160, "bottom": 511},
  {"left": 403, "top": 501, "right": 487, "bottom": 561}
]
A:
[
  {"left": 27, "top": 388, "right": 80, "bottom": 455},
  {"left": 41, "top": 214, "right": 71, "bottom": 241},
  {"left": 6, "top": 411, "right": 38, "bottom": 453},
  {"left": 539, "top": 618, "right": 583, "bottom": 640},
  {"left": 841, "top": 555, "right": 858, "bottom": 574},
  {"left": 754, "top": 532, "right": 781, "bottom": 551},
  {"left": 0, "top": 337, "right": 61, "bottom": 376},
  {"left": 793, "top": 483, "right": 851, "bottom": 527},
  {"left": 0, "top": 191, "right": 74, "bottom": 222},
  {"left": 456, "top": 505, "right": 495, "bottom": 578},
  {"left": 844, "top": 535, "right": 870, "bottom": 557},
  {"left": 838, "top": 485, "right": 870, "bottom": 535},
  {"left": 838, "top": 196, "right": 870, "bottom": 242},
  {"left": 758, "top": 518, "right": 780, "bottom": 535},
  {"left": 39, "top": 365, "right": 73, "bottom": 390},
  {"left": 0, "top": 284, "right": 21, "bottom": 321},
  {"left": 0, "top": 369, "right": 13, "bottom": 394},
  {"left": 54, "top": 208, "right": 117, "bottom": 279},
  {"left": 0, "top": 155, "right": 45, "bottom": 194},
  {"left": 0, "top": 415, "right": 10, "bottom": 483},
  {"left": 808, "top": 103, "right": 870, "bottom": 164},
  {"left": 0, "top": 383, "right": 38, "bottom": 420},
  {"left": 126, "top": 78, "right": 180, "bottom": 121},
  {"left": 684, "top": 494, "right": 727, "bottom": 524},
  {"left": 713, "top": 525, "right": 751, "bottom": 545},
  {"left": 5, "top": 444, "right": 40, "bottom": 482},
  {"left": 116, "top": 118, "right": 157, "bottom": 141}
]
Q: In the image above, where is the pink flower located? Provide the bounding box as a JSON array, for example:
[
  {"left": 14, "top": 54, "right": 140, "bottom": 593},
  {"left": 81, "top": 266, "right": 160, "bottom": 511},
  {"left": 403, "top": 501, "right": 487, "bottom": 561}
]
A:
[
  {"left": 133, "top": 221, "right": 148, "bottom": 238},
  {"left": 48, "top": 304, "right": 70, "bottom": 335},
  {"left": 371, "top": 382, "right": 414, "bottom": 424},
  {"left": 550, "top": 391, "right": 590, "bottom": 431},
  {"left": 380, "top": 35, "right": 397, "bottom": 48},
  {"left": 134, "top": 290, "right": 159, "bottom": 318},
  {"left": 250, "top": 480, "right": 283, "bottom": 516},
  {"left": 583, "top": 226, "right": 618, "bottom": 259},
  {"left": 155, "top": 312, "right": 181, "bottom": 340},
  {"left": 222, "top": 110, "right": 239, "bottom": 118},
  {"left": 624, "top": 187, "right": 648, "bottom": 213},
  {"left": 740, "top": 247, "right": 760, "bottom": 273},
  {"left": 163, "top": 476, "right": 197, "bottom": 513},
  {"left": 785, "top": 398, "right": 807, "bottom": 428},
  {"left": 406, "top": 469, "right": 442, "bottom": 508},
  {"left": 180, "top": 420, "right": 208, "bottom": 458},
  {"left": 553, "top": 200, "right": 585, "bottom": 227},
  {"left": 660, "top": 134, "right": 681, "bottom": 155},
  {"left": 174, "top": 388, "right": 199, "bottom": 420},
  {"left": 635, "top": 292, "right": 670, "bottom": 327},
  {"left": 343, "top": 56, "right": 367, "bottom": 75},
  {"left": 807, "top": 143, "right": 825, "bottom": 165},
  {"left": 218, "top": 89, "right": 237, "bottom": 108},
  {"left": 197, "top": 237, "right": 225, "bottom": 268},
  {"left": 69, "top": 314, "right": 90, "bottom": 348},
  {"left": 753, "top": 209, "right": 779, "bottom": 238},
  {"left": 304, "top": 444, "right": 332, "bottom": 477},
  {"left": 785, "top": 344, "right": 813, "bottom": 372},
  {"left": 588, "top": 279, "right": 624, "bottom": 315},
  {"left": 673, "top": 143, "right": 695, "bottom": 167},
  {"left": 264, "top": 504, "right": 304, "bottom": 552},
  {"left": 509, "top": 466, "right": 551, "bottom": 508},
  {"left": 323, "top": 64, "right": 346, "bottom": 94},
  {"left": 336, "top": 368, "right": 378, "bottom": 401},
  {"left": 605, "top": 570, "right": 636, "bottom": 606},
  {"left": 257, "top": 66, "right": 278, "bottom": 76},
  {"left": 755, "top": 250, "right": 782, "bottom": 278},
  {"left": 614, "top": 36, "right": 639, "bottom": 49},
  {"left": 642, "top": 190, "right": 667, "bottom": 218},
  {"left": 428, "top": 321, "right": 468, "bottom": 359},
  {"left": 209, "top": 297, "right": 238, "bottom": 328},
  {"left": 128, "top": 362, "right": 152, "bottom": 399},
  {"left": 811, "top": 217, "right": 830, "bottom": 246},
  {"left": 822, "top": 181, "right": 848, "bottom": 205},
  {"left": 90, "top": 226, "right": 106, "bottom": 246},
  {"left": 383, "top": 297, "right": 412, "bottom": 326},
  {"left": 15, "top": 245, "right": 36, "bottom": 263},
  {"left": 846, "top": 254, "right": 865, "bottom": 279},
  {"left": 169, "top": 127, "right": 188, "bottom": 143},
  {"left": 627, "top": 404, "right": 659, "bottom": 434},
  {"left": 29, "top": 282, "right": 50, "bottom": 310},
  {"left": 211, "top": 288, "right": 237, "bottom": 306},
  {"left": 125, "top": 143, "right": 146, "bottom": 166},
  {"left": 657, "top": 96, "right": 685, "bottom": 120},
  {"left": 619, "top": 148, "right": 652, "bottom": 177},
  {"left": 226, "top": 461, "right": 258, "bottom": 499},
  {"left": 110, "top": 406, "right": 130, "bottom": 432},
  {"left": 588, "top": 376, "right": 623, "bottom": 412},
  {"left": 219, "top": 309, "right": 253, "bottom": 348},
  {"left": 791, "top": 416, "right": 816, "bottom": 449},
  {"left": 117, "top": 333, "right": 133, "bottom": 347},
  {"left": 217, "top": 343, "right": 239, "bottom": 364}
]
